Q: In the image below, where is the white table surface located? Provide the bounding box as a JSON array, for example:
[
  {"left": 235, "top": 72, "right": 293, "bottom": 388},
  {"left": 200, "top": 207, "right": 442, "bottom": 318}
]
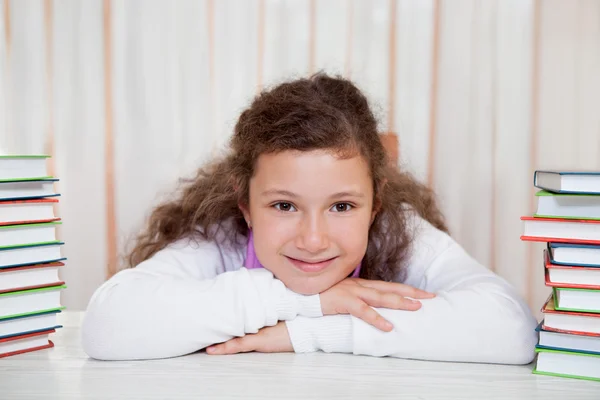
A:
[{"left": 1, "top": 312, "right": 599, "bottom": 399}]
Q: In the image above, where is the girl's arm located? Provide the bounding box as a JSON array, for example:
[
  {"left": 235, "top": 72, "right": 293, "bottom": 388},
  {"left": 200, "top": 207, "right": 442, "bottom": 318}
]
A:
[
  {"left": 285, "top": 213, "right": 538, "bottom": 365},
  {"left": 81, "top": 238, "right": 322, "bottom": 361}
]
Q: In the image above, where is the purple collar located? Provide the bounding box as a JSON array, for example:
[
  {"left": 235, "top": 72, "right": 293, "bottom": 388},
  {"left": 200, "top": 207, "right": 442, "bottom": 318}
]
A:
[{"left": 244, "top": 230, "right": 361, "bottom": 277}]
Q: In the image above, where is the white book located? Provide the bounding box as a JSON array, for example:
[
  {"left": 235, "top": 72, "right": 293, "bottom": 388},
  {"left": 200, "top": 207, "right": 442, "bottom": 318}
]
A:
[
  {"left": 521, "top": 217, "right": 600, "bottom": 243},
  {"left": 0, "top": 243, "right": 65, "bottom": 268},
  {"left": 0, "top": 263, "right": 63, "bottom": 293},
  {"left": 548, "top": 267, "right": 600, "bottom": 286},
  {"left": 0, "top": 285, "right": 65, "bottom": 319},
  {"left": 535, "top": 349, "right": 600, "bottom": 381},
  {"left": 544, "top": 312, "right": 600, "bottom": 335},
  {"left": 535, "top": 191, "right": 600, "bottom": 220},
  {"left": 550, "top": 243, "right": 600, "bottom": 267},
  {"left": 534, "top": 170, "right": 600, "bottom": 194},
  {"left": 0, "top": 222, "right": 61, "bottom": 249},
  {"left": 0, "top": 198, "right": 58, "bottom": 225},
  {"left": 538, "top": 328, "right": 600, "bottom": 354},
  {"left": 0, "top": 179, "right": 59, "bottom": 201},
  {"left": 0, "top": 312, "right": 61, "bottom": 339},
  {"left": 0, "top": 330, "right": 54, "bottom": 357},
  {"left": 555, "top": 288, "right": 600, "bottom": 313},
  {"left": 0, "top": 155, "right": 50, "bottom": 181}
]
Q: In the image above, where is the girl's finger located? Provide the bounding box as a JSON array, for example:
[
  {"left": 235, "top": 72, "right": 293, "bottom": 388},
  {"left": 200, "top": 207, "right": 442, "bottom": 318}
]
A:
[
  {"left": 355, "top": 279, "right": 435, "bottom": 299},
  {"left": 348, "top": 299, "right": 394, "bottom": 332},
  {"left": 207, "top": 337, "right": 248, "bottom": 355},
  {"left": 357, "top": 287, "right": 422, "bottom": 311}
]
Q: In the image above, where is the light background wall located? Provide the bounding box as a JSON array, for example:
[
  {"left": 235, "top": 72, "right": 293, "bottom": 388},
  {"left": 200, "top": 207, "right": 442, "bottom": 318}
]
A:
[{"left": 1, "top": 0, "right": 599, "bottom": 318}]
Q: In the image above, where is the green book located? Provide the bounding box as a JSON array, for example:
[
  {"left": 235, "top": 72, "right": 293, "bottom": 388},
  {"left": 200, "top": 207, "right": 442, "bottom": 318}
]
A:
[
  {"left": 533, "top": 348, "right": 600, "bottom": 382},
  {"left": 0, "top": 155, "right": 53, "bottom": 182},
  {"left": 534, "top": 190, "right": 600, "bottom": 221},
  {"left": 0, "top": 285, "right": 66, "bottom": 320},
  {"left": 553, "top": 287, "right": 600, "bottom": 314},
  {"left": 0, "top": 222, "right": 62, "bottom": 250}
]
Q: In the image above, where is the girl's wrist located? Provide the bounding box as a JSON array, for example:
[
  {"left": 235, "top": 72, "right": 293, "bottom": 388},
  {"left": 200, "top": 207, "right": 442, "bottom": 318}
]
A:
[
  {"left": 285, "top": 315, "right": 354, "bottom": 353},
  {"left": 275, "top": 290, "right": 322, "bottom": 320},
  {"left": 292, "top": 291, "right": 323, "bottom": 317}
]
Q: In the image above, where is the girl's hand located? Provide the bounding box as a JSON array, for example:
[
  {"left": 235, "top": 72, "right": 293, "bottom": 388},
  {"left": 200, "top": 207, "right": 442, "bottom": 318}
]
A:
[
  {"left": 206, "top": 322, "right": 292, "bottom": 355},
  {"left": 320, "top": 278, "right": 435, "bottom": 332}
]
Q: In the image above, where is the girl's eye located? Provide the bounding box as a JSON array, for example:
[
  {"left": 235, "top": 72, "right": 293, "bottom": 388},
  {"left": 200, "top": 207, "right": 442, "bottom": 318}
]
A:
[
  {"left": 273, "top": 202, "right": 297, "bottom": 212},
  {"left": 331, "top": 203, "right": 353, "bottom": 213}
]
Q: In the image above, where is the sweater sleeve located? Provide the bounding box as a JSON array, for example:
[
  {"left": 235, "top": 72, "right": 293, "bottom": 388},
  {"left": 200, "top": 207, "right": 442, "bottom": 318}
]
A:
[
  {"left": 81, "top": 237, "right": 322, "bottom": 361},
  {"left": 285, "top": 213, "right": 539, "bottom": 365}
]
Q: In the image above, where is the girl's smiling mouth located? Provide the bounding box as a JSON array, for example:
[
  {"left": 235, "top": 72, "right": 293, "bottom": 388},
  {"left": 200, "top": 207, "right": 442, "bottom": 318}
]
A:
[{"left": 285, "top": 255, "right": 338, "bottom": 273}]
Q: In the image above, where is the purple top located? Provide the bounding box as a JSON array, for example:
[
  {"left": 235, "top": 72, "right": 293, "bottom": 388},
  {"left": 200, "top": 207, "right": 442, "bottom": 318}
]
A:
[{"left": 244, "top": 230, "right": 362, "bottom": 277}]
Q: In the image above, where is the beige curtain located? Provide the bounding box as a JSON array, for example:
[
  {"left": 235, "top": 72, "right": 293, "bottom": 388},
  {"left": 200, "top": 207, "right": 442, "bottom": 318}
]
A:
[{"left": 1, "top": 0, "right": 599, "bottom": 315}]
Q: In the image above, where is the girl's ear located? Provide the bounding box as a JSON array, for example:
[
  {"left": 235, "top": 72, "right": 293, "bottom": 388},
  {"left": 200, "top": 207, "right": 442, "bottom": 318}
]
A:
[
  {"left": 234, "top": 178, "right": 252, "bottom": 227},
  {"left": 238, "top": 202, "right": 252, "bottom": 228},
  {"left": 371, "top": 178, "right": 387, "bottom": 225},
  {"left": 370, "top": 201, "right": 380, "bottom": 225}
]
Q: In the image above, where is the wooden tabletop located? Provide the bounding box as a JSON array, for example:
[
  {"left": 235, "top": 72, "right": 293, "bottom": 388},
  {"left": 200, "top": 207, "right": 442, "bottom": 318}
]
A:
[{"left": 1, "top": 311, "right": 599, "bottom": 399}]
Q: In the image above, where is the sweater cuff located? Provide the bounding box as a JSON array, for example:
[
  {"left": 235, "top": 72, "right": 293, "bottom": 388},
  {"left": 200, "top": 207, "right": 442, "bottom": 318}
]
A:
[
  {"left": 275, "top": 291, "right": 323, "bottom": 321},
  {"left": 285, "top": 315, "right": 353, "bottom": 353}
]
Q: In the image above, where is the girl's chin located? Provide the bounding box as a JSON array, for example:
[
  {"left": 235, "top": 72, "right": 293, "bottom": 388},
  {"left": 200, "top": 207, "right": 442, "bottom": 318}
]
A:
[{"left": 282, "top": 274, "right": 344, "bottom": 296}]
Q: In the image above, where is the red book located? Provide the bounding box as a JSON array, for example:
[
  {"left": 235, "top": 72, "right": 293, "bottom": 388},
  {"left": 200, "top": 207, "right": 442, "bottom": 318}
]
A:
[
  {"left": 521, "top": 216, "right": 600, "bottom": 245},
  {"left": 0, "top": 329, "right": 55, "bottom": 358},
  {"left": 0, "top": 262, "right": 65, "bottom": 294},
  {"left": 0, "top": 198, "right": 60, "bottom": 226},
  {"left": 544, "top": 250, "right": 600, "bottom": 289}
]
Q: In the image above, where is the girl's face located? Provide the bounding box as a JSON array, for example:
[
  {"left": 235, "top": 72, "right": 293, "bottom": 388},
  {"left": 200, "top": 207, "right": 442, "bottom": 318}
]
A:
[{"left": 240, "top": 150, "right": 376, "bottom": 295}]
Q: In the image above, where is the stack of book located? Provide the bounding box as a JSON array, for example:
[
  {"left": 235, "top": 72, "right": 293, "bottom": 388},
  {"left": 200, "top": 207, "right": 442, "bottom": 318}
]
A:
[
  {"left": 521, "top": 170, "right": 600, "bottom": 382},
  {"left": 0, "top": 155, "right": 66, "bottom": 358}
]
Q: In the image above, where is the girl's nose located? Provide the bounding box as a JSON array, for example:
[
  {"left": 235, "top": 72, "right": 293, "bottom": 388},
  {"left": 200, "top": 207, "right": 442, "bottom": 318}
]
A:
[{"left": 296, "top": 214, "right": 330, "bottom": 253}]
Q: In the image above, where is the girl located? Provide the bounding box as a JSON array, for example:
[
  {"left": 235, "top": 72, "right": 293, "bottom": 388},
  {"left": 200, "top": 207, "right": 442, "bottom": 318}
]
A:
[{"left": 81, "top": 73, "right": 537, "bottom": 363}]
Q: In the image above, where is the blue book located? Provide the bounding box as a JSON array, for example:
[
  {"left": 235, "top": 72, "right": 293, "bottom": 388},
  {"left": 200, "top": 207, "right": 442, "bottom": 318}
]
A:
[
  {"left": 0, "top": 178, "right": 59, "bottom": 201},
  {"left": 534, "top": 170, "right": 600, "bottom": 195},
  {"left": 0, "top": 242, "right": 66, "bottom": 269},
  {"left": 549, "top": 242, "right": 600, "bottom": 268},
  {"left": 0, "top": 309, "right": 63, "bottom": 340}
]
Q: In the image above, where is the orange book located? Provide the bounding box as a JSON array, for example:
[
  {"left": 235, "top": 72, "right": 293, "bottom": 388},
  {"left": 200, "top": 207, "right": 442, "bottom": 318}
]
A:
[
  {"left": 0, "top": 329, "right": 55, "bottom": 358},
  {"left": 521, "top": 216, "right": 600, "bottom": 245},
  {"left": 0, "top": 262, "right": 65, "bottom": 294},
  {"left": 0, "top": 198, "right": 60, "bottom": 226}
]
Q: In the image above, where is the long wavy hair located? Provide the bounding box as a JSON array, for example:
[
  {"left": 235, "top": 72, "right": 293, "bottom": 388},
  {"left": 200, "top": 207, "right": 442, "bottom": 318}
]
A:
[{"left": 127, "top": 73, "right": 448, "bottom": 282}]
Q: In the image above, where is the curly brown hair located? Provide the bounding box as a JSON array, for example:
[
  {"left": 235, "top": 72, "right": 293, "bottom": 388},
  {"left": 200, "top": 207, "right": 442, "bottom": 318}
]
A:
[{"left": 127, "top": 73, "right": 448, "bottom": 282}]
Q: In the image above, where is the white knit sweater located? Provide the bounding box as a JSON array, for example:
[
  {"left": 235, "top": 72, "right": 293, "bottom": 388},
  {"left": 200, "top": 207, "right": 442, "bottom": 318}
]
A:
[{"left": 81, "top": 212, "right": 538, "bottom": 363}]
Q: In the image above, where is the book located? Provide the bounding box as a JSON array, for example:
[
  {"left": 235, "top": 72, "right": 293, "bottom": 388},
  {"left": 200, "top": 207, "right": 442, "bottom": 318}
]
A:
[
  {"left": 0, "top": 198, "right": 59, "bottom": 226},
  {"left": 520, "top": 216, "right": 600, "bottom": 244},
  {"left": 0, "top": 262, "right": 64, "bottom": 293},
  {"left": 544, "top": 250, "right": 600, "bottom": 287},
  {"left": 0, "top": 329, "right": 55, "bottom": 358},
  {"left": 0, "top": 310, "right": 62, "bottom": 339},
  {"left": 554, "top": 287, "right": 600, "bottom": 313},
  {"left": 541, "top": 295, "right": 600, "bottom": 335},
  {"left": 536, "top": 323, "right": 600, "bottom": 354},
  {"left": 0, "top": 179, "right": 59, "bottom": 201},
  {"left": 534, "top": 171, "right": 600, "bottom": 195},
  {"left": 0, "top": 285, "right": 66, "bottom": 320},
  {"left": 0, "top": 155, "right": 51, "bottom": 182},
  {"left": 534, "top": 347, "right": 600, "bottom": 381},
  {"left": 0, "top": 154, "right": 65, "bottom": 358},
  {"left": 534, "top": 190, "right": 600, "bottom": 220},
  {"left": 549, "top": 242, "right": 600, "bottom": 267},
  {"left": 0, "top": 242, "right": 65, "bottom": 269},
  {"left": 0, "top": 221, "right": 61, "bottom": 249}
]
